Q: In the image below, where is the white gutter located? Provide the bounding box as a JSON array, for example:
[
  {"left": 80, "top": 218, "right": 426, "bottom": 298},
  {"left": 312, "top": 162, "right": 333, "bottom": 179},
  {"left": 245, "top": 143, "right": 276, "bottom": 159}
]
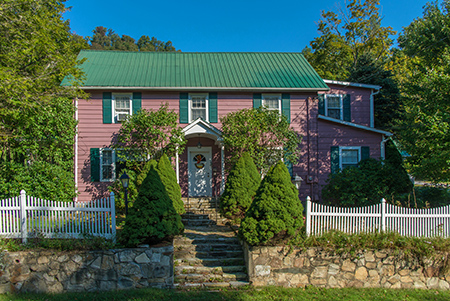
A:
[
  {"left": 380, "top": 135, "right": 390, "bottom": 161},
  {"left": 318, "top": 115, "right": 392, "bottom": 136},
  {"left": 78, "top": 86, "right": 330, "bottom": 92},
  {"left": 370, "top": 88, "right": 380, "bottom": 128},
  {"left": 74, "top": 98, "right": 78, "bottom": 203}
]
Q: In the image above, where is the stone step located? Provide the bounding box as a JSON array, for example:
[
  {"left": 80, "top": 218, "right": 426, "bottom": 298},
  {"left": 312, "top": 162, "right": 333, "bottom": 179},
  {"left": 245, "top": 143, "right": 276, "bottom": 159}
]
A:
[
  {"left": 175, "top": 271, "right": 248, "bottom": 282},
  {"left": 181, "top": 219, "right": 216, "bottom": 226},
  {"left": 174, "top": 257, "right": 245, "bottom": 267},
  {"left": 175, "top": 249, "right": 244, "bottom": 259},
  {"left": 174, "top": 281, "right": 250, "bottom": 289},
  {"left": 174, "top": 237, "right": 241, "bottom": 246},
  {"left": 174, "top": 243, "right": 242, "bottom": 252},
  {"left": 174, "top": 265, "right": 245, "bottom": 275}
]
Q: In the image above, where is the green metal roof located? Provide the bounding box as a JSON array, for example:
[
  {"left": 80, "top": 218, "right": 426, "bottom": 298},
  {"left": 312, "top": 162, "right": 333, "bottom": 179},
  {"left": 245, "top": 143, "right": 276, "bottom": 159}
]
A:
[{"left": 62, "top": 50, "right": 329, "bottom": 91}]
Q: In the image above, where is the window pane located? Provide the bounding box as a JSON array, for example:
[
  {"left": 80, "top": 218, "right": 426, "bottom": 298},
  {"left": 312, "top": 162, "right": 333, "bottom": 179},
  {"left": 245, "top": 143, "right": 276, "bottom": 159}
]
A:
[
  {"left": 192, "top": 97, "right": 206, "bottom": 108},
  {"left": 263, "top": 96, "right": 279, "bottom": 110},
  {"left": 102, "top": 166, "right": 113, "bottom": 180},
  {"left": 328, "top": 109, "right": 341, "bottom": 119},
  {"left": 115, "top": 97, "right": 130, "bottom": 110},
  {"left": 192, "top": 109, "right": 206, "bottom": 120},
  {"left": 327, "top": 96, "right": 340, "bottom": 108},
  {"left": 102, "top": 151, "right": 113, "bottom": 165},
  {"left": 342, "top": 149, "right": 359, "bottom": 164}
]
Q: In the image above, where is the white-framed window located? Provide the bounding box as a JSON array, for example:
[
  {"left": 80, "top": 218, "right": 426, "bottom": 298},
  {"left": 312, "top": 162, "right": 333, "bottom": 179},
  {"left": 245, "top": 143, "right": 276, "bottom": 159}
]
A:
[
  {"left": 324, "top": 94, "right": 343, "bottom": 120},
  {"left": 262, "top": 94, "right": 281, "bottom": 113},
  {"left": 189, "top": 93, "right": 208, "bottom": 122},
  {"left": 100, "top": 149, "right": 116, "bottom": 182},
  {"left": 340, "top": 146, "right": 360, "bottom": 170},
  {"left": 113, "top": 93, "right": 132, "bottom": 123}
]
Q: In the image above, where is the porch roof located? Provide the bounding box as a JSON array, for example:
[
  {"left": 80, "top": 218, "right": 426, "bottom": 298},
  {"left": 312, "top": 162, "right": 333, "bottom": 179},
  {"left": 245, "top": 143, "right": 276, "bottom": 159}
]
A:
[
  {"left": 183, "top": 118, "right": 223, "bottom": 144},
  {"left": 62, "top": 51, "right": 329, "bottom": 92}
]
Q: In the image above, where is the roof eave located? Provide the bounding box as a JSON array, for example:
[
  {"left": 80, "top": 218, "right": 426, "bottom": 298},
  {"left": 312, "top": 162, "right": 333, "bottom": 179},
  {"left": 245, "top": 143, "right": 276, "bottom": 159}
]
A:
[
  {"left": 78, "top": 86, "right": 330, "bottom": 92},
  {"left": 323, "top": 79, "right": 381, "bottom": 90},
  {"left": 318, "top": 115, "right": 392, "bottom": 136}
]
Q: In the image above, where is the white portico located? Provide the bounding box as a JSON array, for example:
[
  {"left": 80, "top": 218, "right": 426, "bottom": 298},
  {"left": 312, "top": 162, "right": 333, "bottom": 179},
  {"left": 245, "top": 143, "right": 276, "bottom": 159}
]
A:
[{"left": 176, "top": 118, "right": 224, "bottom": 197}]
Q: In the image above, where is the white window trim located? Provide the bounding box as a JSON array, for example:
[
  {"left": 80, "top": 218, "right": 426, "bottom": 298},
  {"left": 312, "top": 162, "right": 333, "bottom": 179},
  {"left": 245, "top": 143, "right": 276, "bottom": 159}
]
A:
[
  {"left": 339, "top": 146, "right": 361, "bottom": 170},
  {"left": 100, "top": 148, "right": 116, "bottom": 182},
  {"left": 262, "top": 93, "right": 281, "bottom": 114},
  {"left": 324, "top": 94, "right": 343, "bottom": 120},
  {"left": 189, "top": 93, "right": 209, "bottom": 123},
  {"left": 112, "top": 93, "right": 133, "bottom": 123}
]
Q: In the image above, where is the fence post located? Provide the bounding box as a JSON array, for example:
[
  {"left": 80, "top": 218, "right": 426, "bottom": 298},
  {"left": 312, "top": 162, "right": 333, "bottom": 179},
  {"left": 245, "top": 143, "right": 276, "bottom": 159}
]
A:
[
  {"left": 381, "top": 198, "right": 386, "bottom": 233},
  {"left": 306, "top": 196, "right": 311, "bottom": 237},
  {"left": 20, "top": 190, "right": 27, "bottom": 243},
  {"left": 110, "top": 192, "right": 116, "bottom": 243}
]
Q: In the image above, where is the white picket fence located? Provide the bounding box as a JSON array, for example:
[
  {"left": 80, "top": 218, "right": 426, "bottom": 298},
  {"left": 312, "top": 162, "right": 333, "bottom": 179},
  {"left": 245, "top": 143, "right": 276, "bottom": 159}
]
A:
[
  {"left": 305, "top": 197, "right": 450, "bottom": 238},
  {"left": 0, "top": 190, "right": 116, "bottom": 243}
]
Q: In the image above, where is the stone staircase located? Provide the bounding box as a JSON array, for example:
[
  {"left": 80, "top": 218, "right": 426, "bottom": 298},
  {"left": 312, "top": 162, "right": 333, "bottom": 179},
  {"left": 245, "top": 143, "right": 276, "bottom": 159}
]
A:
[{"left": 173, "top": 197, "right": 249, "bottom": 288}]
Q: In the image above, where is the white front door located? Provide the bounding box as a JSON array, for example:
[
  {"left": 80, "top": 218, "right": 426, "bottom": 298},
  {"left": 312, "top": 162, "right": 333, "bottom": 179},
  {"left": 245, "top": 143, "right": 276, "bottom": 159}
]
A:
[{"left": 188, "top": 147, "right": 212, "bottom": 197}]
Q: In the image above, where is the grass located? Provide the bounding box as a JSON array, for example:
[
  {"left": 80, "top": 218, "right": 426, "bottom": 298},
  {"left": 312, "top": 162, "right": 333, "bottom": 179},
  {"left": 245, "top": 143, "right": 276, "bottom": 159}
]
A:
[{"left": 1, "top": 287, "right": 450, "bottom": 300}]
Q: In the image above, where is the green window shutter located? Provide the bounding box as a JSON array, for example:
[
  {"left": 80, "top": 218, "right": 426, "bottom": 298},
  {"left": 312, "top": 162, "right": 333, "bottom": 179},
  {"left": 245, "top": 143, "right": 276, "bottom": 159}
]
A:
[
  {"left": 132, "top": 92, "right": 142, "bottom": 114},
  {"left": 361, "top": 146, "right": 370, "bottom": 161},
  {"left": 330, "top": 146, "right": 340, "bottom": 174},
  {"left": 318, "top": 94, "right": 325, "bottom": 115},
  {"left": 209, "top": 92, "right": 218, "bottom": 123},
  {"left": 281, "top": 93, "right": 290, "bottom": 123},
  {"left": 90, "top": 148, "right": 100, "bottom": 182},
  {"left": 343, "top": 94, "right": 351, "bottom": 122},
  {"left": 179, "top": 93, "right": 189, "bottom": 123},
  {"left": 102, "top": 92, "right": 112, "bottom": 124},
  {"left": 253, "top": 93, "right": 262, "bottom": 108}
]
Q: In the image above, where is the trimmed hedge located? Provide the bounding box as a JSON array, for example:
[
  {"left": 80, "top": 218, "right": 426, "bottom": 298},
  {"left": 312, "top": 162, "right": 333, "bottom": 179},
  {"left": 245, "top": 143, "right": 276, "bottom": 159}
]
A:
[
  {"left": 157, "top": 154, "right": 185, "bottom": 215},
  {"left": 239, "top": 160, "right": 304, "bottom": 246}
]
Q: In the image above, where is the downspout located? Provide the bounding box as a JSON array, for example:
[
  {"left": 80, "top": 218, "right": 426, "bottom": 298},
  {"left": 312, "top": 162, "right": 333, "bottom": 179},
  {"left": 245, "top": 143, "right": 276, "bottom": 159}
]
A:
[
  {"left": 370, "top": 88, "right": 380, "bottom": 128},
  {"left": 74, "top": 98, "right": 78, "bottom": 203},
  {"left": 380, "top": 135, "right": 390, "bottom": 161},
  {"left": 176, "top": 146, "right": 179, "bottom": 183}
]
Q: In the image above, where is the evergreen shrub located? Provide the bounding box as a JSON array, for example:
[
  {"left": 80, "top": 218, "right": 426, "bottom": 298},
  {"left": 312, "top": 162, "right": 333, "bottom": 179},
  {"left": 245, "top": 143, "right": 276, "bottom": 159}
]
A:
[
  {"left": 239, "top": 160, "right": 304, "bottom": 246},
  {"left": 220, "top": 153, "right": 260, "bottom": 222},
  {"left": 120, "top": 165, "right": 184, "bottom": 247},
  {"left": 157, "top": 154, "right": 185, "bottom": 215}
]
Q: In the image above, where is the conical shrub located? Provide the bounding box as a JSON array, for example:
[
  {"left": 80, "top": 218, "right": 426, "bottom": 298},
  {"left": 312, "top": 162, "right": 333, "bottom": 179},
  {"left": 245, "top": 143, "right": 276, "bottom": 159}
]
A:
[
  {"left": 120, "top": 165, "right": 184, "bottom": 247},
  {"left": 157, "top": 153, "right": 185, "bottom": 215},
  {"left": 239, "top": 160, "right": 303, "bottom": 246},
  {"left": 220, "top": 152, "right": 260, "bottom": 222}
]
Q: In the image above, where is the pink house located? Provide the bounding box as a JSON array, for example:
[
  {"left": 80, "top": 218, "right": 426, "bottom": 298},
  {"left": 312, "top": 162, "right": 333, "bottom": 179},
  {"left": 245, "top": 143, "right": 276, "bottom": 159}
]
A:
[{"left": 64, "top": 51, "right": 391, "bottom": 202}]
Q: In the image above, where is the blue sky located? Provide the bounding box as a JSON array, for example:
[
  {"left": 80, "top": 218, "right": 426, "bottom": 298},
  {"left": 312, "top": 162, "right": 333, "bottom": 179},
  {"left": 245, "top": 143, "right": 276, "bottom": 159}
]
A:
[{"left": 64, "top": 0, "right": 430, "bottom": 52}]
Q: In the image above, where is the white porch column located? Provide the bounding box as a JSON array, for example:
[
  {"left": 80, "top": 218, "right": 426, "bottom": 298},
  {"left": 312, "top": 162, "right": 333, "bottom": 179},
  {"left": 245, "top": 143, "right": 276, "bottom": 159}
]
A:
[
  {"left": 176, "top": 146, "right": 179, "bottom": 183},
  {"left": 221, "top": 144, "right": 225, "bottom": 194}
]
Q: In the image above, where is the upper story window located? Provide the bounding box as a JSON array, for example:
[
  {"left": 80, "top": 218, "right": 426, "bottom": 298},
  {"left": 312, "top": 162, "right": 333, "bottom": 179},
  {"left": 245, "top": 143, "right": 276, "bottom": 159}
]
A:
[
  {"left": 325, "top": 95, "right": 342, "bottom": 119},
  {"left": 113, "top": 93, "right": 132, "bottom": 123},
  {"left": 262, "top": 94, "right": 281, "bottom": 113},
  {"left": 189, "top": 93, "right": 208, "bottom": 122}
]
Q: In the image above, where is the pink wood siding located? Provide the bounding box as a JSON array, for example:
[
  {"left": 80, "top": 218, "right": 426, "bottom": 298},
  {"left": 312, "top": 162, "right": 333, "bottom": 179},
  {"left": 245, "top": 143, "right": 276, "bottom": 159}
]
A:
[{"left": 76, "top": 88, "right": 385, "bottom": 203}]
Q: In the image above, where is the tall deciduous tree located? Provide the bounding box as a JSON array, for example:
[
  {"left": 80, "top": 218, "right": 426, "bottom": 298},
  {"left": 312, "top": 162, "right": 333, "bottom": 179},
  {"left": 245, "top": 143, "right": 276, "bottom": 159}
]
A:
[
  {"left": 0, "top": 0, "right": 87, "bottom": 200},
  {"left": 302, "top": 0, "right": 396, "bottom": 80},
  {"left": 395, "top": 1, "right": 450, "bottom": 182},
  {"left": 221, "top": 107, "right": 301, "bottom": 176}
]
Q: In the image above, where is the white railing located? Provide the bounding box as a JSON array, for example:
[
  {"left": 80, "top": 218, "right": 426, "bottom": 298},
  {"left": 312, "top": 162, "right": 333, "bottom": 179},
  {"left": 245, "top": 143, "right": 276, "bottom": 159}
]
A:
[
  {"left": 0, "top": 190, "right": 116, "bottom": 243},
  {"left": 305, "top": 196, "right": 450, "bottom": 238}
]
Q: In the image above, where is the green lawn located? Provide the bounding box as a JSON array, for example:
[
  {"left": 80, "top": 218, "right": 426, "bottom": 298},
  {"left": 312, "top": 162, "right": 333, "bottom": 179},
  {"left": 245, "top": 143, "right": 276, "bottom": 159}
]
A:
[{"left": 1, "top": 287, "right": 450, "bottom": 301}]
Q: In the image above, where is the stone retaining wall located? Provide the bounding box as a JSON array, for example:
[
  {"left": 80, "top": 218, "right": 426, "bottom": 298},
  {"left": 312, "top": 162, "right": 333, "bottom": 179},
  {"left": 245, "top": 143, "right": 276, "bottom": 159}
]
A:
[
  {"left": 244, "top": 243, "right": 450, "bottom": 289},
  {"left": 0, "top": 245, "right": 173, "bottom": 293}
]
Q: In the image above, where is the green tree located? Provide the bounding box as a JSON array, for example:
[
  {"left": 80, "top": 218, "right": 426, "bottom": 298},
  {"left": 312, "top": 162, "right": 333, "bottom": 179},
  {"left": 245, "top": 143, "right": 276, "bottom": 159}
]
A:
[
  {"left": 321, "top": 156, "right": 412, "bottom": 207},
  {"left": 395, "top": 1, "right": 450, "bottom": 182},
  {"left": 0, "top": 0, "right": 86, "bottom": 200},
  {"left": 120, "top": 165, "right": 184, "bottom": 247},
  {"left": 113, "top": 104, "right": 186, "bottom": 171},
  {"left": 220, "top": 153, "right": 261, "bottom": 223},
  {"left": 157, "top": 154, "right": 185, "bottom": 215},
  {"left": 89, "top": 27, "right": 179, "bottom": 52},
  {"left": 302, "top": 0, "right": 395, "bottom": 80},
  {"left": 221, "top": 107, "right": 301, "bottom": 176},
  {"left": 239, "top": 161, "right": 304, "bottom": 246}
]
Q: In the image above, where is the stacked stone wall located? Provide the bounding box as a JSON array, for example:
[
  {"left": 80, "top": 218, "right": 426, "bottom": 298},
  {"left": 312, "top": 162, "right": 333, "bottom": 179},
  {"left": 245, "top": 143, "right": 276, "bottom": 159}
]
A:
[
  {"left": 244, "top": 244, "right": 450, "bottom": 289},
  {"left": 0, "top": 245, "right": 173, "bottom": 293}
]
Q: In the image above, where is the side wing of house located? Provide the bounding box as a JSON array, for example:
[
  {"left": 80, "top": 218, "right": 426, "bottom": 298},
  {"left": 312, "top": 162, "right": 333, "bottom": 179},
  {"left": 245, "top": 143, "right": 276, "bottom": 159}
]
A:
[{"left": 295, "top": 80, "right": 391, "bottom": 201}]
